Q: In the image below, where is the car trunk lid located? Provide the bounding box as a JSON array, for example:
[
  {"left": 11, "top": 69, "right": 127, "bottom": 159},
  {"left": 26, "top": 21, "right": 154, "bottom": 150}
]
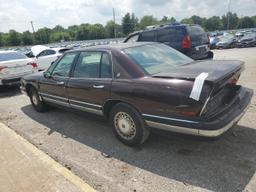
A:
[
  {"left": 153, "top": 60, "right": 244, "bottom": 87},
  {"left": 0, "top": 58, "right": 36, "bottom": 77}
]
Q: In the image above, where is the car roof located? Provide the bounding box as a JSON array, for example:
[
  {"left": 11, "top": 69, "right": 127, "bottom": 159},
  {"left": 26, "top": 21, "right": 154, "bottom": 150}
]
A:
[{"left": 68, "top": 42, "right": 156, "bottom": 52}]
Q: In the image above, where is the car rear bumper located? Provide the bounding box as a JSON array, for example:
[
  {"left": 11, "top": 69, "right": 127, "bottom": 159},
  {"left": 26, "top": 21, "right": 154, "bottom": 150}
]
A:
[
  {"left": 144, "top": 87, "right": 253, "bottom": 137},
  {"left": 0, "top": 77, "right": 21, "bottom": 86},
  {"left": 0, "top": 72, "right": 35, "bottom": 86}
]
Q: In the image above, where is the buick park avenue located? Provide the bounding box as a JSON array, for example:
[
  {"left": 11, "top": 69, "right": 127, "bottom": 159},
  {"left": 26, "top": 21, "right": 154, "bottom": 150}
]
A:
[{"left": 20, "top": 42, "right": 253, "bottom": 146}]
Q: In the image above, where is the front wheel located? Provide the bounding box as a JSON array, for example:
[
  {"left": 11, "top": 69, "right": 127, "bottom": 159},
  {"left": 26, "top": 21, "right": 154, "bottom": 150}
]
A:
[
  {"left": 109, "top": 103, "right": 150, "bottom": 146},
  {"left": 29, "top": 87, "right": 48, "bottom": 112}
]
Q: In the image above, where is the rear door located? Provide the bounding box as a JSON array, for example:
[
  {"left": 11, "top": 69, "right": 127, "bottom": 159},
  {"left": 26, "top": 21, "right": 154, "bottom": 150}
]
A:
[
  {"left": 67, "top": 51, "right": 112, "bottom": 115},
  {"left": 39, "top": 52, "right": 77, "bottom": 106}
]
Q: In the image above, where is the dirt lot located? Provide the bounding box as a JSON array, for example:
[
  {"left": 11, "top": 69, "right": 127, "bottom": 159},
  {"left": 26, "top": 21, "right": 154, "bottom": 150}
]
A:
[{"left": 0, "top": 47, "right": 256, "bottom": 192}]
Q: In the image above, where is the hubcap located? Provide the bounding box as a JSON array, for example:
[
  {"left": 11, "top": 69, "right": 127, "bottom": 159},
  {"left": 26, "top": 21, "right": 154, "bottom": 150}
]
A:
[
  {"left": 114, "top": 112, "right": 136, "bottom": 140},
  {"left": 32, "top": 93, "right": 39, "bottom": 106}
]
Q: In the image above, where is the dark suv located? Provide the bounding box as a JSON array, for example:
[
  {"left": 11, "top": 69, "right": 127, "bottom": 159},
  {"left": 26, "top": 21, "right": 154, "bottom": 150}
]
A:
[{"left": 124, "top": 24, "right": 213, "bottom": 60}]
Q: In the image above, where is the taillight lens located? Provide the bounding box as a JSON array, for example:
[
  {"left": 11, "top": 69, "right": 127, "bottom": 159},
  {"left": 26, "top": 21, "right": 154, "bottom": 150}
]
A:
[
  {"left": 182, "top": 35, "right": 191, "bottom": 49},
  {"left": 27, "top": 62, "right": 38, "bottom": 68},
  {"left": 0, "top": 66, "right": 6, "bottom": 72}
]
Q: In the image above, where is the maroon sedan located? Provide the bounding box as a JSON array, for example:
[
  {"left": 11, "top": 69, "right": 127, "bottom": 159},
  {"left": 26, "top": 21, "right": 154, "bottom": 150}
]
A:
[{"left": 20, "top": 42, "right": 253, "bottom": 146}]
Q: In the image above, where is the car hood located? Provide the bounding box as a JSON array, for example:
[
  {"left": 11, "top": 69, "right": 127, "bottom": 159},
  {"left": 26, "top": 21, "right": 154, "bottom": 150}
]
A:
[
  {"left": 153, "top": 60, "right": 244, "bottom": 85},
  {"left": 31, "top": 45, "right": 50, "bottom": 57}
]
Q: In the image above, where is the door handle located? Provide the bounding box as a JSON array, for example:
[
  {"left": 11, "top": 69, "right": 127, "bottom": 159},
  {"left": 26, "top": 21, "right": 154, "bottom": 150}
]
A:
[
  {"left": 56, "top": 81, "right": 65, "bottom": 85},
  {"left": 93, "top": 85, "right": 104, "bottom": 89}
]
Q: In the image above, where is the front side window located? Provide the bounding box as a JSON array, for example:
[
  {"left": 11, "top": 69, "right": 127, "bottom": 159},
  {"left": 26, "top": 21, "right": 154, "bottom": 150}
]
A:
[
  {"left": 73, "top": 52, "right": 101, "bottom": 78},
  {"left": 52, "top": 53, "right": 77, "bottom": 77},
  {"left": 123, "top": 43, "right": 193, "bottom": 75},
  {"left": 73, "top": 52, "right": 112, "bottom": 78}
]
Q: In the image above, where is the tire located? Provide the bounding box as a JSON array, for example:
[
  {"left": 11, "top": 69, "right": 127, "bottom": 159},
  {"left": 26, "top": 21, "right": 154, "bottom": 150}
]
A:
[
  {"left": 29, "top": 87, "right": 48, "bottom": 112},
  {"left": 109, "top": 103, "right": 150, "bottom": 146}
]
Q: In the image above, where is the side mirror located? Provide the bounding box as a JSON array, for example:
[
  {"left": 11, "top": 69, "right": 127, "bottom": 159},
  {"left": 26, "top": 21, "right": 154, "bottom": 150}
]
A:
[{"left": 43, "top": 72, "right": 51, "bottom": 79}]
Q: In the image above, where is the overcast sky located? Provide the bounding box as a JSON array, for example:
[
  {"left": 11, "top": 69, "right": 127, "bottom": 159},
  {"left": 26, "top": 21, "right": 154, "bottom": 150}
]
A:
[{"left": 0, "top": 0, "right": 255, "bottom": 32}]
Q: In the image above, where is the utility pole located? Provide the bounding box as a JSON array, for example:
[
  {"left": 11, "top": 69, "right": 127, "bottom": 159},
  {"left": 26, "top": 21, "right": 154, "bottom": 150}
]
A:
[
  {"left": 227, "top": 0, "right": 231, "bottom": 30},
  {"left": 113, "top": 8, "right": 116, "bottom": 38},
  {"left": 30, "top": 21, "right": 35, "bottom": 33}
]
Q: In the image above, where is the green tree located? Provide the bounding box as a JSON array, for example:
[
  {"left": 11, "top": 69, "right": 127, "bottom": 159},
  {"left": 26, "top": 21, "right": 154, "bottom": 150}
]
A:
[
  {"left": 8, "top": 30, "right": 21, "bottom": 46},
  {"left": 139, "top": 15, "right": 158, "bottom": 29},
  {"left": 204, "top": 16, "right": 223, "bottom": 31},
  {"left": 67, "top": 25, "right": 79, "bottom": 40},
  {"left": 34, "top": 28, "right": 51, "bottom": 44},
  {"left": 21, "top": 31, "right": 33, "bottom": 45},
  {"left": 222, "top": 12, "right": 239, "bottom": 29},
  {"left": 0, "top": 33, "right": 4, "bottom": 47},
  {"left": 238, "top": 16, "right": 255, "bottom": 28},
  {"left": 77, "top": 23, "right": 91, "bottom": 40},
  {"left": 105, "top": 20, "right": 115, "bottom": 38},
  {"left": 180, "top": 18, "right": 193, "bottom": 24},
  {"left": 159, "top": 16, "right": 177, "bottom": 24},
  {"left": 122, "top": 13, "right": 132, "bottom": 35},
  {"left": 52, "top": 25, "right": 65, "bottom": 32}
]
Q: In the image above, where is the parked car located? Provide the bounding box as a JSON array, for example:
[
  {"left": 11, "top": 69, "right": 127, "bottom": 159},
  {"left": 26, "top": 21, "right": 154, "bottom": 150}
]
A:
[
  {"left": 0, "top": 51, "right": 37, "bottom": 86},
  {"left": 215, "top": 34, "right": 237, "bottom": 49},
  {"left": 209, "top": 36, "right": 220, "bottom": 49},
  {"left": 124, "top": 24, "right": 213, "bottom": 60},
  {"left": 27, "top": 45, "right": 71, "bottom": 71},
  {"left": 236, "top": 32, "right": 256, "bottom": 48},
  {"left": 20, "top": 42, "right": 253, "bottom": 146}
]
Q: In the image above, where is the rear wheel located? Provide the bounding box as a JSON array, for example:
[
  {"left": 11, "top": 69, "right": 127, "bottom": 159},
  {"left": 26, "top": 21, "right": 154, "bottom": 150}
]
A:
[
  {"left": 109, "top": 103, "right": 150, "bottom": 146},
  {"left": 29, "top": 87, "right": 48, "bottom": 112}
]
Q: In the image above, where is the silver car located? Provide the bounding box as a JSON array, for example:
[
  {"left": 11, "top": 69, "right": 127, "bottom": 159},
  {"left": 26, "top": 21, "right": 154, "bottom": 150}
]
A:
[{"left": 0, "top": 51, "right": 37, "bottom": 86}]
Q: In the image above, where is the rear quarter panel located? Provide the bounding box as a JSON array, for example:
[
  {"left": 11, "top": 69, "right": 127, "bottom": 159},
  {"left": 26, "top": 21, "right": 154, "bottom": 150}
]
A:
[{"left": 111, "top": 77, "right": 211, "bottom": 119}]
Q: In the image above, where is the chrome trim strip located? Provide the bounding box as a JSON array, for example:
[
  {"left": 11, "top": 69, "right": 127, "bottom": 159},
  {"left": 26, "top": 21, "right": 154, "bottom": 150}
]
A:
[
  {"left": 142, "top": 114, "right": 199, "bottom": 124},
  {"left": 70, "top": 103, "right": 103, "bottom": 116},
  {"left": 69, "top": 99, "right": 102, "bottom": 108},
  {"left": 146, "top": 120, "right": 199, "bottom": 135},
  {"left": 40, "top": 92, "right": 68, "bottom": 101},
  {"left": 42, "top": 97, "right": 70, "bottom": 107},
  {"left": 199, "top": 96, "right": 211, "bottom": 116},
  {"left": 145, "top": 104, "right": 248, "bottom": 137}
]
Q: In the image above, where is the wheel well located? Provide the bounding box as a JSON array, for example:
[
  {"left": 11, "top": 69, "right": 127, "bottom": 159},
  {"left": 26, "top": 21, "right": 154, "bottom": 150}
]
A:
[
  {"left": 103, "top": 100, "right": 142, "bottom": 118},
  {"left": 25, "top": 84, "right": 35, "bottom": 95}
]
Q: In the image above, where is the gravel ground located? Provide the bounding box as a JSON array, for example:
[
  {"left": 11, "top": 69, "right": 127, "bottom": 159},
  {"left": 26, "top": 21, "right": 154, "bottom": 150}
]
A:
[{"left": 0, "top": 47, "right": 256, "bottom": 192}]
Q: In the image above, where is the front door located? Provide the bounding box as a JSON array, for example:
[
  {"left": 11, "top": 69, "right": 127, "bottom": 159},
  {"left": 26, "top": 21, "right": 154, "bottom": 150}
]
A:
[
  {"left": 39, "top": 52, "right": 77, "bottom": 106},
  {"left": 67, "top": 51, "right": 112, "bottom": 115}
]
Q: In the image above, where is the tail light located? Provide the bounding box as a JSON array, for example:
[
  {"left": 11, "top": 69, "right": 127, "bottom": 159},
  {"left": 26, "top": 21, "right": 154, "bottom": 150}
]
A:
[
  {"left": 0, "top": 66, "right": 7, "bottom": 72},
  {"left": 207, "top": 35, "right": 210, "bottom": 47},
  {"left": 182, "top": 35, "right": 191, "bottom": 49},
  {"left": 27, "top": 62, "right": 38, "bottom": 68}
]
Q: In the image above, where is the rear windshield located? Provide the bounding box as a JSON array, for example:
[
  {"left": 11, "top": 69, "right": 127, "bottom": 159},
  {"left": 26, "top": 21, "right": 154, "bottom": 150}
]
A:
[
  {"left": 187, "top": 25, "right": 208, "bottom": 44},
  {"left": 123, "top": 43, "right": 193, "bottom": 75},
  {"left": 0, "top": 52, "right": 27, "bottom": 62}
]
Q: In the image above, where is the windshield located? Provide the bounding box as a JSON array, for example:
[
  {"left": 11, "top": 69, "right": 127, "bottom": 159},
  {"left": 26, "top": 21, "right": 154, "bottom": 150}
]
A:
[
  {"left": 0, "top": 52, "right": 27, "bottom": 62},
  {"left": 241, "top": 33, "right": 256, "bottom": 40},
  {"left": 123, "top": 43, "right": 193, "bottom": 75},
  {"left": 219, "top": 35, "right": 234, "bottom": 41}
]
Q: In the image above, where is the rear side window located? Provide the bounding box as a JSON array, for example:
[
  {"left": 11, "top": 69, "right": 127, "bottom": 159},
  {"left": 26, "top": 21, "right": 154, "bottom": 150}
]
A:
[
  {"left": 157, "top": 28, "right": 184, "bottom": 43},
  {"left": 0, "top": 52, "right": 27, "bottom": 62},
  {"left": 125, "top": 34, "right": 139, "bottom": 42},
  {"left": 187, "top": 26, "right": 208, "bottom": 44},
  {"left": 139, "top": 30, "right": 156, "bottom": 41}
]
